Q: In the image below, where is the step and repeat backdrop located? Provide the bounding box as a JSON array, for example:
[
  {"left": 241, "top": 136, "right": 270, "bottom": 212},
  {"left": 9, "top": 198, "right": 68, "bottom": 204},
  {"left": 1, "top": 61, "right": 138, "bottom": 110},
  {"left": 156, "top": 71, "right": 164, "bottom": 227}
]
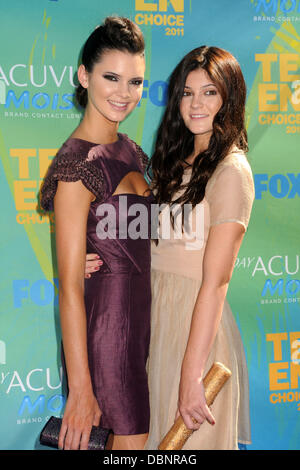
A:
[{"left": 0, "top": 0, "right": 300, "bottom": 450}]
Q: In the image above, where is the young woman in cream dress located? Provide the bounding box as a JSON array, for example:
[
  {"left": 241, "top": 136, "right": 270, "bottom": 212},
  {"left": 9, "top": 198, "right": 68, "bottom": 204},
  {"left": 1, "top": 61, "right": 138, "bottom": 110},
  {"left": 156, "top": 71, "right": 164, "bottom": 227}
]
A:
[{"left": 85, "top": 46, "right": 254, "bottom": 450}]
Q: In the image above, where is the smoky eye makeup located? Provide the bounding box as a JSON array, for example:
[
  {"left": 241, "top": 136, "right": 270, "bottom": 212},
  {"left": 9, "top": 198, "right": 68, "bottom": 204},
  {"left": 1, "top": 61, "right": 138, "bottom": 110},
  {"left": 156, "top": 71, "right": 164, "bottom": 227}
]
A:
[
  {"left": 102, "top": 73, "right": 143, "bottom": 86},
  {"left": 130, "top": 78, "right": 143, "bottom": 86},
  {"left": 103, "top": 73, "right": 118, "bottom": 81}
]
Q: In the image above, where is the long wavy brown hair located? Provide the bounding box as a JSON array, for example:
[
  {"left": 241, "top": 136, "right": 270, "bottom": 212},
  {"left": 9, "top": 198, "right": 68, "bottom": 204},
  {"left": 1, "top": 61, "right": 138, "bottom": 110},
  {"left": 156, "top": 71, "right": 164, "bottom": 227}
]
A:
[{"left": 149, "top": 46, "right": 248, "bottom": 210}]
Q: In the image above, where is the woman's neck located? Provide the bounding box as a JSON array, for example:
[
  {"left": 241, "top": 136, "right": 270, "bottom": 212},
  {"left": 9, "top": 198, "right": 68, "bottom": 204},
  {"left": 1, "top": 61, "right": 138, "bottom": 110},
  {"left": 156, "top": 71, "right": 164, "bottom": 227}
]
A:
[
  {"left": 186, "top": 132, "right": 211, "bottom": 165},
  {"left": 72, "top": 105, "right": 119, "bottom": 145},
  {"left": 194, "top": 132, "right": 211, "bottom": 155}
]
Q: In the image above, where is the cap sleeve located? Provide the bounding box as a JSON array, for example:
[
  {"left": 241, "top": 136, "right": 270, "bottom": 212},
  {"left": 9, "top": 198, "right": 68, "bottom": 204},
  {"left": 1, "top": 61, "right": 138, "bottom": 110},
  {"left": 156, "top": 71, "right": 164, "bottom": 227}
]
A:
[
  {"left": 135, "top": 142, "right": 149, "bottom": 172},
  {"left": 206, "top": 153, "right": 254, "bottom": 231},
  {"left": 40, "top": 148, "right": 106, "bottom": 212},
  {"left": 126, "top": 136, "right": 149, "bottom": 172}
]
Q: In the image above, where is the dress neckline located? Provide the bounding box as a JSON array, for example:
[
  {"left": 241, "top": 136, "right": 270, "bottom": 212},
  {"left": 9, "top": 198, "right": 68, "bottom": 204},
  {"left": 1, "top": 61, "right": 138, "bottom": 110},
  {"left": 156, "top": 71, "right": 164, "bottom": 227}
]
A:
[
  {"left": 69, "top": 133, "right": 123, "bottom": 147},
  {"left": 183, "top": 166, "right": 193, "bottom": 174}
]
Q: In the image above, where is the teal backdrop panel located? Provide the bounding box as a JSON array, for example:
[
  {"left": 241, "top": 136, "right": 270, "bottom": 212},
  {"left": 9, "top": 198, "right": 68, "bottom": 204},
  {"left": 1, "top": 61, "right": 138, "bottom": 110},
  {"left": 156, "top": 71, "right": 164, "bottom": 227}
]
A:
[{"left": 0, "top": 0, "right": 299, "bottom": 450}]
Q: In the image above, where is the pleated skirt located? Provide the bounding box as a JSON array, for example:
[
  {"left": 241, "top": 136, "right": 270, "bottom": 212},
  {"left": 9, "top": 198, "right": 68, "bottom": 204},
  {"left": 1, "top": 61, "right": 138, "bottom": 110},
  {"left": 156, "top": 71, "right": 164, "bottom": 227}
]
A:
[{"left": 145, "top": 269, "right": 251, "bottom": 450}]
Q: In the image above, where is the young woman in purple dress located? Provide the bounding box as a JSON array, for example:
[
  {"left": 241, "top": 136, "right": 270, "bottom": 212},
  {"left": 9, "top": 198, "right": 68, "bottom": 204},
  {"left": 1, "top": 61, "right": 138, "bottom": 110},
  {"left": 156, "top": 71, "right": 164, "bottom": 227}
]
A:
[
  {"left": 86, "top": 46, "right": 254, "bottom": 450},
  {"left": 41, "top": 17, "right": 152, "bottom": 450}
]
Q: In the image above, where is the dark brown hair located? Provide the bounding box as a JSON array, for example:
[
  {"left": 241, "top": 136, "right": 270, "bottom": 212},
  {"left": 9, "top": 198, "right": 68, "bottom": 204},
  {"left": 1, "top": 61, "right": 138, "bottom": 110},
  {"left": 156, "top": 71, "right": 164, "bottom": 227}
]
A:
[
  {"left": 149, "top": 46, "right": 248, "bottom": 210},
  {"left": 76, "top": 16, "right": 145, "bottom": 108}
]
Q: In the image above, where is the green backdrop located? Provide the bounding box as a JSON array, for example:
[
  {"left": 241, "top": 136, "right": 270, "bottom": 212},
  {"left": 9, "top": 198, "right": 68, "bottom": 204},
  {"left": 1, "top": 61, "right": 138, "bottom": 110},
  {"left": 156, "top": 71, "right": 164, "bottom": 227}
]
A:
[{"left": 0, "top": 0, "right": 300, "bottom": 450}]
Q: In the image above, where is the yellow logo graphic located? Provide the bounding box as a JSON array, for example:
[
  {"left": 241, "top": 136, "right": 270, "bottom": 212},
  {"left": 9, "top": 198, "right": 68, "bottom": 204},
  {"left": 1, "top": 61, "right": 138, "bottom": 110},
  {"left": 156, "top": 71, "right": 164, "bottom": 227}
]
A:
[
  {"left": 135, "top": 0, "right": 184, "bottom": 11},
  {"left": 255, "top": 53, "right": 300, "bottom": 132},
  {"left": 267, "top": 332, "right": 300, "bottom": 411},
  {"left": 11, "top": 148, "right": 57, "bottom": 230},
  {"left": 135, "top": 0, "right": 185, "bottom": 36}
]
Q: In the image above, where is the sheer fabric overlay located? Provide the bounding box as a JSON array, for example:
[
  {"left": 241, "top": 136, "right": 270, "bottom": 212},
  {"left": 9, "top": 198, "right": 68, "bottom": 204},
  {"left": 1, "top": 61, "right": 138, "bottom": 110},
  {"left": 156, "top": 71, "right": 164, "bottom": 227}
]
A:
[{"left": 146, "top": 149, "right": 254, "bottom": 450}]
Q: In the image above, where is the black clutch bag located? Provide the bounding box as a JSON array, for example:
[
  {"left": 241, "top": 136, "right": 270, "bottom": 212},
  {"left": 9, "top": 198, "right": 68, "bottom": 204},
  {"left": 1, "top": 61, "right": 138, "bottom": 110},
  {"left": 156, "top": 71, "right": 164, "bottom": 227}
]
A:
[{"left": 40, "top": 416, "right": 111, "bottom": 450}]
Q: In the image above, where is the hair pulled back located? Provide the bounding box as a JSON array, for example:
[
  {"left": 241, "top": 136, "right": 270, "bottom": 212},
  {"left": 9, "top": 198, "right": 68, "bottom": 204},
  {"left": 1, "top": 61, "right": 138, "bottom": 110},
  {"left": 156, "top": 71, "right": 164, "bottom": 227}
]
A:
[
  {"left": 150, "top": 46, "right": 248, "bottom": 211},
  {"left": 76, "top": 16, "right": 145, "bottom": 108}
]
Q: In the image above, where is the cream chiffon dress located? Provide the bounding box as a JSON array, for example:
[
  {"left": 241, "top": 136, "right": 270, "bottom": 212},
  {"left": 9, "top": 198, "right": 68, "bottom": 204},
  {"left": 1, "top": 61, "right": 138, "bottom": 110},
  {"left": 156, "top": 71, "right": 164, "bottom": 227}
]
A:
[{"left": 145, "top": 149, "right": 254, "bottom": 450}]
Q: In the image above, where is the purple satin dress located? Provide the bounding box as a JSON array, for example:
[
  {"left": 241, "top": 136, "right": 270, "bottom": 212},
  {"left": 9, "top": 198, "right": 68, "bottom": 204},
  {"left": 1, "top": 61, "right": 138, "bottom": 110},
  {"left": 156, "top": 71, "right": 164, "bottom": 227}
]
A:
[{"left": 41, "top": 133, "right": 151, "bottom": 435}]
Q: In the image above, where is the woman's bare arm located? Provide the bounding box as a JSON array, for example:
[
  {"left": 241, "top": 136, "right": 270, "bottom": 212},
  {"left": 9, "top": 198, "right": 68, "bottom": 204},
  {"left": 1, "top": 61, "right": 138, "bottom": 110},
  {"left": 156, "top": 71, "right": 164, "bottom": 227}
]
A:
[
  {"left": 54, "top": 180, "right": 101, "bottom": 450},
  {"left": 178, "top": 222, "right": 245, "bottom": 430}
]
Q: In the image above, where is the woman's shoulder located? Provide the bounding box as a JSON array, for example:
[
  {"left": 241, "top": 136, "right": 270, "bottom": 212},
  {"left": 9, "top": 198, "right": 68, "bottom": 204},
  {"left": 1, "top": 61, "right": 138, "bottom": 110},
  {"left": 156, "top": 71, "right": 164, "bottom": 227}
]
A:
[
  {"left": 120, "top": 133, "right": 149, "bottom": 172},
  {"left": 40, "top": 138, "right": 106, "bottom": 212},
  {"left": 206, "top": 146, "right": 254, "bottom": 199},
  {"left": 217, "top": 147, "right": 252, "bottom": 176},
  {"left": 211, "top": 146, "right": 252, "bottom": 183},
  {"left": 54, "top": 137, "right": 98, "bottom": 163},
  {"left": 43, "top": 137, "right": 101, "bottom": 184}
]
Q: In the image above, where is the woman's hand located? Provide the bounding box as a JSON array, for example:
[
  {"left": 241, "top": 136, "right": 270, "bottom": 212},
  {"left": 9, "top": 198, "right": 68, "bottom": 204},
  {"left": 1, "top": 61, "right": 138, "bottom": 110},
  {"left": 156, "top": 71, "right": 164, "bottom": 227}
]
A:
[
  {"left": 85, "top": 253, "right": 103, "bottom": 278},
  {"left": 58, "top": 385, "right": 102, "bottom": 450},
  {"left": 176, "top": 360, "right": 215, "bottom": 431}
]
